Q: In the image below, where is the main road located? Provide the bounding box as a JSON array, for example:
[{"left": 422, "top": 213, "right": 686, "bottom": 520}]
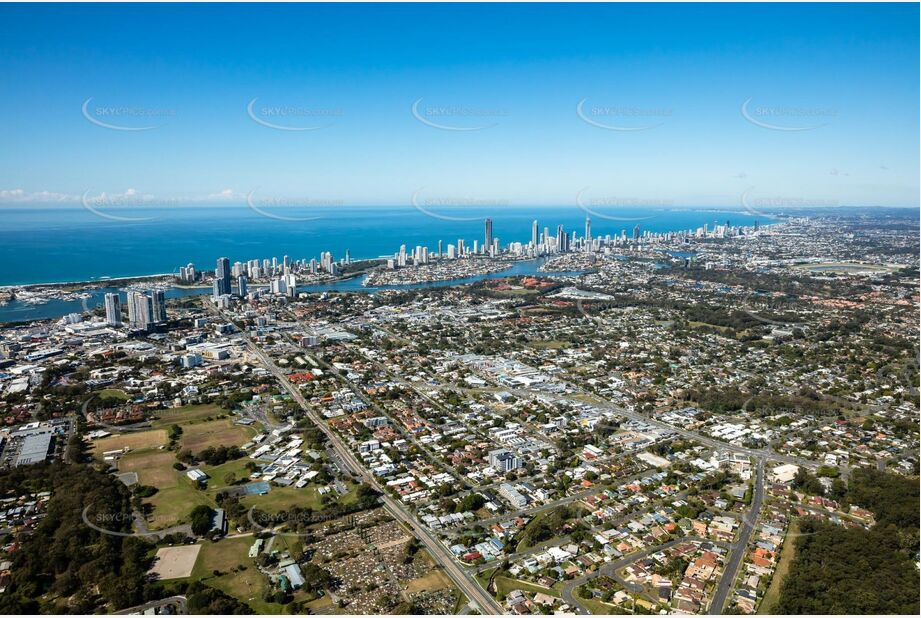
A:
[{"left": 239, "top": 332, "right": 505, "bottom": 615}]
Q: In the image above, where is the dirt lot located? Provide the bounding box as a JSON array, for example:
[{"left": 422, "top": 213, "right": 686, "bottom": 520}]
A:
[{"left": 149, "top": 544, "right": 202, "bottom": 580}]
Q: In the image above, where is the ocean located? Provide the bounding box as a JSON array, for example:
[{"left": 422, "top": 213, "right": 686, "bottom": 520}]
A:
[{"left": 0, "top": 204, "right": 768, "bottom": 287}]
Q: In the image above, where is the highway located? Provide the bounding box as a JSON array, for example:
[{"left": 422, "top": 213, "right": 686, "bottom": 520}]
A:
[{"left": 239, "top": 333, "right": 505, "bottom": 615}]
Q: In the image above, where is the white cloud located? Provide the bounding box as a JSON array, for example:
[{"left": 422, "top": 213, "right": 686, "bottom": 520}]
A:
[
  {"left": 0, "top": 188, "right": 78, "bottom": 202},
  {"left": 204, "top": 188, "right": 239, "bottom": 201},
  {"left": 0, "top": 188, "right": 245, "bottom": 204}
]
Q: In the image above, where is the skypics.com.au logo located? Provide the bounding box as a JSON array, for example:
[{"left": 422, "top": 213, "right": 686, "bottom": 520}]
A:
[{"left": 82, "top": 97, "right": 176, "bottom": 131}]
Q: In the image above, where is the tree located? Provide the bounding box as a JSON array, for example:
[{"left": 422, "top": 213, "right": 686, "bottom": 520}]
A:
[
  {"left": 185, "top": 581, "right": 254, "bottom": 614},
  {"left": 457, "top": 493, "right": 485, "bottom": 513},
  {"left": 300, "top": 563, "right": 333, "bottom": 593},
  {"left": 0, "top": 463, "right": 154, "bottom": 613},
  {"left": 190, "top": 505, "right": 216, "bottom": 536},
  {"left": 775, "top": 520, "right": 918, "bottom": 614},
  {"left": 65, "top": 434, "right": 89, "bottom": 464}
]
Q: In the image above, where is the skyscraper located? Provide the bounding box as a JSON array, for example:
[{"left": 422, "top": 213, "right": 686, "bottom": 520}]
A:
[
  {"left": 237, "top": 275, "right": 248, "bottom": 297},
  {"left": 127, "top": 290, "right": 152, "bottom": 330},
  {"left": 484, "top": 218, "right": 493, "bottom": 252},
  {"left": 104, "top": 293, "right": 121, "bottom": 326},
  {"left": 632, "top": 224, "right": 641, "bottom": 241},
  {"left": 585, "top": 217, "right": 591, "bottom": 244},
  {"left": 284, "top": 273, "right": 297, "bottom": 297},
  {"left": 150, "top": 290, "right": 167, "bottom": 323},
  {"left": 531, "top": 219, "right": 539, "bottom": 248},
  {"left": 556, "top": 224, "right": 567, "bottom": 252},
  {"left": 215, "top": 257, "right": 232, "bottom": 297}
]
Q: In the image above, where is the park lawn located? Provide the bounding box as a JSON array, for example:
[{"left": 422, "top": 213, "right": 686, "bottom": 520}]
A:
[
  {"left": 494, "top": 575, "right": 559, "bottom": 601},
  {"left": 203, "top": 458, "right": 255, "bottom": 494},
  {"left": 191, "top": 536, "right": 255, "bottom": 578},
  {"left": 493, "top": 288, "right": 539, "bottom": 298},
  {"left": 180, "top": 418, "right": 257, "bottom": 455},
  {"left": 145, "top": 479, "right": 215, "bottom": 529},
  {"left": 240, "top": 485, "right": 326, "bottom": 513},
  {"left": 151, "top": 403, "right": 228, "bottom": 428},
  {"left": 119, "top": 450, "right": 215, "bottom": 529},
  {"left": 688, "top": 320, "right": 732, "bottom": 332},
  {"left": 97, "top": 388, "right": 131, "bottom": 401},
  {"left": 576, "top": 591, "right": 629, "bottom": 615},
  {"left": 515, "top": 506, "right": 586, "bottom": 552},
  {"left": 190, "top": 536, "right": 317, "bottom": 614},
  {"left": 475, "top": 568, "right": 498, "bottom": 595},
  {"left": 118, "top": 450, "right": 179, "bottom": 487},
  {"left": 92, "top": 429, "right": 168, "bottom": 457},
  {"left": 758, "top": 519, "right": 799, "bottom": 614},
  {"left": 191, "top": 537, "right": 289, "bottom": 614},
  {"left": 404, "top": 569, "right": 453, "bottom": 593},
  {"left": 304, "top": 595, "right": 337, "bottom": 614},
  {"left": 452, "top": 591, "right": 469, "bottom": 614},
  {"left": 515, "top": 512, "right": 547, "bottom": 551}
]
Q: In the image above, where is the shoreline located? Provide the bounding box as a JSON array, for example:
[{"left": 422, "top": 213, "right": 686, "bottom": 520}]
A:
[
  {"left": 0, "top": 259, "right": 379, "bottom": 292},
  {"left": 0, "top": 219, "right": 783, "bottom": 302},
  {"left": 0, "top": 214, "right": 788, "bottom": 290},
  {"left": 0, "top": 272, "right": 178, "bottom": 291}
]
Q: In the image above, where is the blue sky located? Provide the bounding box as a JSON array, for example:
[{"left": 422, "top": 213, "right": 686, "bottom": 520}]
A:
[{"left": 0, "top": 2, "right": 917, "bottom": 208}]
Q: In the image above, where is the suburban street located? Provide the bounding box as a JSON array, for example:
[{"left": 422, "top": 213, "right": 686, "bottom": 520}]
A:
[
  {"left": 708, "top": 458, "right": 766, "bottom": 614},
  {"left": 560, "top": 536, "right": 730, "bottom": 614},
  {"left": 112, "top": 596, "right": 187, "bottom": 615}
]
